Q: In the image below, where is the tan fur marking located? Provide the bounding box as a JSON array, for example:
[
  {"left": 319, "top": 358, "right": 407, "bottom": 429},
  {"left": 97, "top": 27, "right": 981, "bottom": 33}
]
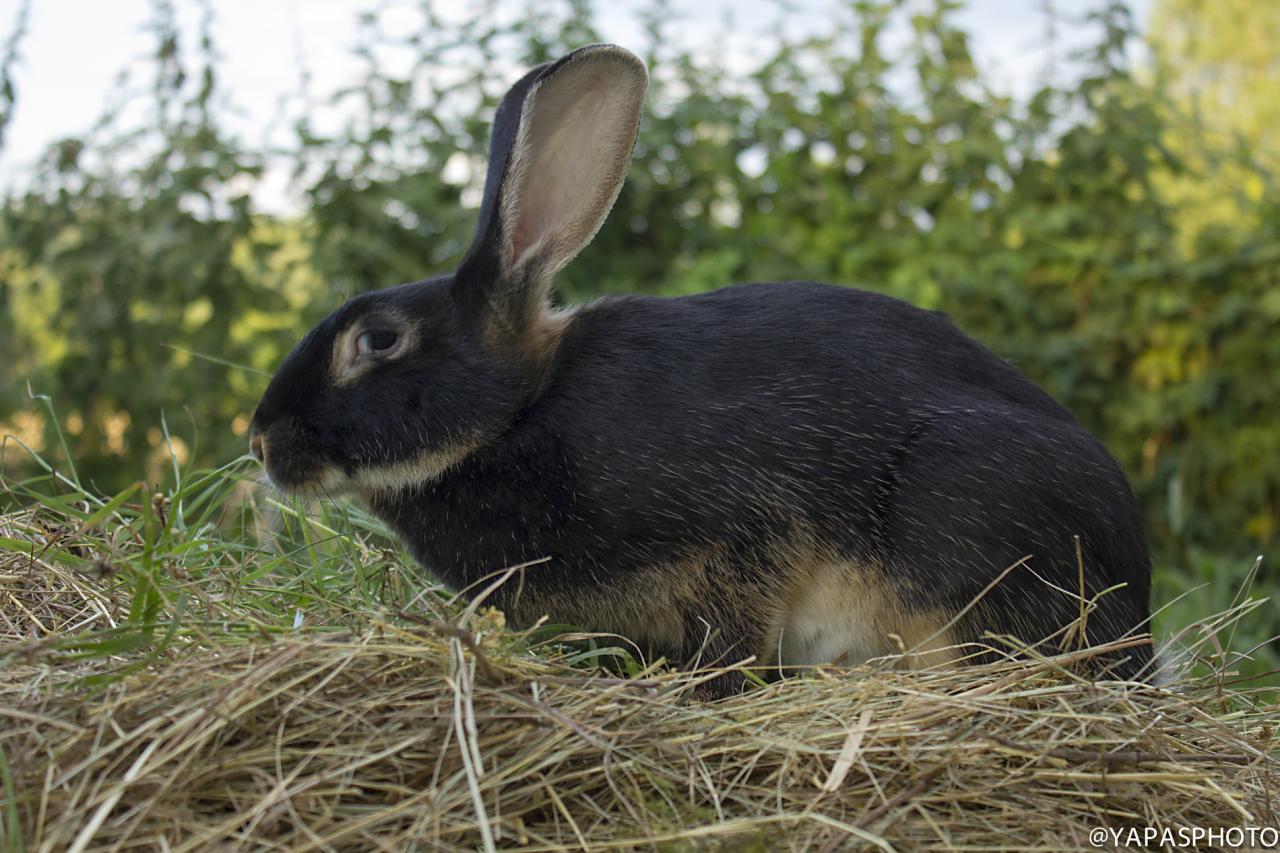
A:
[
  {"left": 886, "top": 612, "right": 959, "bottom": 668},
  {"left": 763, "top": 540, "right": 955, "bottom": 671},
  {"left": 528, "top": 305, "right": 575, "bottom": 362},
  {"left": 481, "top": 302, "right": 576, "bottom": 370},
  {"left": 498, "top": 536, "right": 955, "bottom": 677},
  {"left": 353, "top": 437, "right": 485, "bottom": 495}
]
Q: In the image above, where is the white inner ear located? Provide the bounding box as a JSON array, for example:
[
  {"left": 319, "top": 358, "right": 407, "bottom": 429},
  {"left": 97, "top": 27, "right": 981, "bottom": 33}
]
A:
[{"left": 502, "top": 51, "right": 646, "bottom": 277}]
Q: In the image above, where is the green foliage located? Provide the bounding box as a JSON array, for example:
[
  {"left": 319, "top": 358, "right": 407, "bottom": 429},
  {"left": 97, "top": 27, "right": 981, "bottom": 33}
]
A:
[
  {"left": 1149, "top": 0, "right": 1280, "bottom": 248},
  {"left": 0, "top": 0, "right": 1276, "bottom": 660}
]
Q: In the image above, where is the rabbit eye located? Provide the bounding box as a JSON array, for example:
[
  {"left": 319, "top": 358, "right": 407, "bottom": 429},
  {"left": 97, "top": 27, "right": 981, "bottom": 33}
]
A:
[{"left": 355, "top": 329, "right": 399, "bottom": 356}]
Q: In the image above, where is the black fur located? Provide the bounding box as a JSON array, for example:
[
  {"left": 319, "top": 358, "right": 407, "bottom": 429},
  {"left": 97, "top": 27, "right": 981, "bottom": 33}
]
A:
[{"left": 250, "top": 45, "right": 1152, "bottom": 694}]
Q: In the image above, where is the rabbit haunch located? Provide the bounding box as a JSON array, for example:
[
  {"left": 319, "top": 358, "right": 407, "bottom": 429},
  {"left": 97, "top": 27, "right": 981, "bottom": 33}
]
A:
[{"left": 249, "top": 45, "right": 1153, "bottom": 697}]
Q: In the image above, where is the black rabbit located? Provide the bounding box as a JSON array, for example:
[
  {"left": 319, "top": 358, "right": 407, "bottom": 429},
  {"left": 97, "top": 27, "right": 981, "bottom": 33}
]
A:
[{"left": 249, "top": 44, "right": 1152, "bottom": 696}]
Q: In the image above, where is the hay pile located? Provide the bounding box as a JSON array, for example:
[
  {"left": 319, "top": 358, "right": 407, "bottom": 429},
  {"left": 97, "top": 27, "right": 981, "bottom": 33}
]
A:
[{"left": 2, "top": 511, "right": 1278, "bottom": 851}]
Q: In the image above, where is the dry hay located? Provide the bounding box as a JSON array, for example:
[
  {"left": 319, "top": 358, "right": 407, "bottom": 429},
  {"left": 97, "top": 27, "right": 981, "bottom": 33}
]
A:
[{"left": 1, "top": 511, "right": 1278, "bottom": 851}]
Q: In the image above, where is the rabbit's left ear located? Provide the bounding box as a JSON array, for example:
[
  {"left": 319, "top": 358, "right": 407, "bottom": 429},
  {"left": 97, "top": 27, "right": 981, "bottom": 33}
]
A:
[{"left": 456, "top": 45, "right": 647, "bottom": 328}]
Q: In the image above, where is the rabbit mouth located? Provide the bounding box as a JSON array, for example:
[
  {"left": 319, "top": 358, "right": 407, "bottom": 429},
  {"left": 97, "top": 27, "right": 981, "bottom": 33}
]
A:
[
  {"left": 250, "top": 423, "right": 347, "bottom": 496},
  {"left": 259, "top": 449, "right": 347, "bottom": 497},
  {"left": 265, "top": 467, "right": 349, "bottom": 498}
]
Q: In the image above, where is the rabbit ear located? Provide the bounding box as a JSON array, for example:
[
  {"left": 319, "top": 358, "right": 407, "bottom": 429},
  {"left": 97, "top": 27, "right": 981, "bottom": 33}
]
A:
[
  {"left": 456, "top": 45, "right": 647, "bottom": 330},
  {"left": 472, "top": 61, "right": 550, "bottom": 245}
]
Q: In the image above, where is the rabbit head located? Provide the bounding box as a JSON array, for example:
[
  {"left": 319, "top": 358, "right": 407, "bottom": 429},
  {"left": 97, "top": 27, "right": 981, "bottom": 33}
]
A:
[{"left": 248, "top": 45, "right": 647, "bottom": 494}]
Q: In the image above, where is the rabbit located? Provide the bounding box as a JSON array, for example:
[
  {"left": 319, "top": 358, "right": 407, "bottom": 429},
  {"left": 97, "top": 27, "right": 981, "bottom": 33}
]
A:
[{"left": 249, "top": 44, "right": 1153, "bottom": 697}]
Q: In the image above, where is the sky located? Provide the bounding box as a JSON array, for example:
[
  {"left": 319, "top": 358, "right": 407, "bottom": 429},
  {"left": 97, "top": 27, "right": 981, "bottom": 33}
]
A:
[{"left": 0, "top": 0, "right": 1153, "bottom": 209}]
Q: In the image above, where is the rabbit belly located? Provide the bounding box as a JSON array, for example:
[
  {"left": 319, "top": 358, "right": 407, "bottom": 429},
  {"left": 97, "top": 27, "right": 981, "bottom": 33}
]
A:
[
  {"left": 771, "top": 564, "right": 955, "bottom": 668},
  {"left": 775, "top": 575, "right": 880, "bottom": 666}
]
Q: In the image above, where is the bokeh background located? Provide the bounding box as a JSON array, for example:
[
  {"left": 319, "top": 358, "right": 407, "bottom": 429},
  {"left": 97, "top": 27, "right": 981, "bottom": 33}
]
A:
[{"left": 0, "top": 0, "right": 1276, "bottom": 671}]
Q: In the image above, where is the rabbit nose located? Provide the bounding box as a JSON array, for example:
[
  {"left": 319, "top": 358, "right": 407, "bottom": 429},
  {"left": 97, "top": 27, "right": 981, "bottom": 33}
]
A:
[{"left": 249, "top": 432, "right": 265, "bottom": 463}]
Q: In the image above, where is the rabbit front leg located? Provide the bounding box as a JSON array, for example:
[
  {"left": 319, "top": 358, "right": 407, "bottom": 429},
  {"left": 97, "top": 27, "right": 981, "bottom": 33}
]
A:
[
  {"left": 494, "top": 555, "right": 768, "bottom": 698},
  {"left": 679, "top": 609, "right": 761, "bottom": 700},
  {"left": 668, "top": 558, "right": 777, "bottom": 699}
]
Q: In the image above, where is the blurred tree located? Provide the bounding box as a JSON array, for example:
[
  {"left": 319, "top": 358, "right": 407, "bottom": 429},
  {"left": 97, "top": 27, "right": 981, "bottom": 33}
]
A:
[
  {"left": 1148, "top": 0, "right": 1280, "bottom": 248},
  {"left": 0, "top": 0, "right": 272, "bottom": 487}
]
